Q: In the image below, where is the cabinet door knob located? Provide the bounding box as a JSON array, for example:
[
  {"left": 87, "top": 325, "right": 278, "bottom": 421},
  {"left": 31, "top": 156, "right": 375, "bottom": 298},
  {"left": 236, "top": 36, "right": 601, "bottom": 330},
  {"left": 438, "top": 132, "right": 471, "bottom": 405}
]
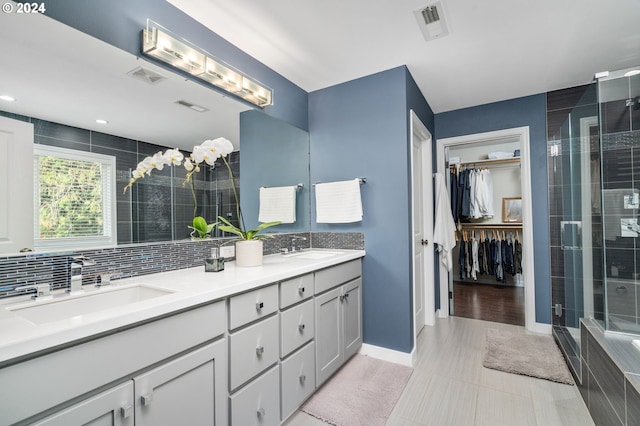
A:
[
  {"left": 299, "top": 374, "right": 306, "bottom": 384},
  {"left": 257, "top": 408, "right": 266, "bottom": 418},
  {"left": 256, "top": 301, "right": 264, "bottom": 311},
  {"left": 298, "top": 287, "right": 305, "bottom": 295},
  {"left": 256, "top": 345, "right": 265, "bottom": 356},
  {"left": 343, "top": 292, "right": 350, "bottom": 300},
  {"left": 298, "top": 323, "right": 305, "bottom": 332},
  {"left": 121, "top": 404, "right": 133, "bottom": 418},
  {"left": 141, "top": 393, "right": 153, "bottom": 406}
]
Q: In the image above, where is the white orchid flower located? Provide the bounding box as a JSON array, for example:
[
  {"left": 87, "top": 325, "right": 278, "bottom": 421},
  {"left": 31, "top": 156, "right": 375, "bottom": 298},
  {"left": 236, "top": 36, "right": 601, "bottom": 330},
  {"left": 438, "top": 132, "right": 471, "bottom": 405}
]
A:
[
  {"left": 164, "top": 148, "right": 184, "bottom": 166},
  {"left": 212, "top": 137, "right": 234, "bottom": 156}
]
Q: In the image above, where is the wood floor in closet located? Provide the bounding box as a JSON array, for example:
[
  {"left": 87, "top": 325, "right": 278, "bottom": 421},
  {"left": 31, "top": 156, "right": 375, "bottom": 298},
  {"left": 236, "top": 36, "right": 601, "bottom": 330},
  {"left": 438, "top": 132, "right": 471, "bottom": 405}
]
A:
[{"left": 453, "top": 281, "right": 525, "bottom": 326}]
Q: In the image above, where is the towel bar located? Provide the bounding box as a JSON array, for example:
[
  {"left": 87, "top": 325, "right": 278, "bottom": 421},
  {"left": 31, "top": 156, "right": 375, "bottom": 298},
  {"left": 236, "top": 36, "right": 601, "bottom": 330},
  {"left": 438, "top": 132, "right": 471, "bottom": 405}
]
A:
[
  {"left": 312, "top": 177, "right": 366, "bottom": 187},
  {"left": 260, "top": 183, "right": 304, "bottom": 190}
]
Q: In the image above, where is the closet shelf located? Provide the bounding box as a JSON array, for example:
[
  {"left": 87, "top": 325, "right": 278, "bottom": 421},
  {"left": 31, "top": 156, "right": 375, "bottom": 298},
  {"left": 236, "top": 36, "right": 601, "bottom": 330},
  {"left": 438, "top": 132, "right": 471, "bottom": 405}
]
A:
[
  {"left": 459, "top": 223, "right": 522, "bottom": 230},
  {"left": 449, "top": 156, "right": 521, "bottom": 169}
]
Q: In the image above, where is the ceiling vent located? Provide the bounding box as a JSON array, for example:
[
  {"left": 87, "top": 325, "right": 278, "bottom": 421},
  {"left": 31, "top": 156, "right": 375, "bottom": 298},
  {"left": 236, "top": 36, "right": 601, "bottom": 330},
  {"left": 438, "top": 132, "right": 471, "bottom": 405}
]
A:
[
  {"left": 175, "top": 100, "right": 209, "bottom": 113},
  {"left": 127, "top": 66, "right": 167, "bottom": 85},
  {"left": 414, "top": 1, "right": 450, "bottom": 41}
]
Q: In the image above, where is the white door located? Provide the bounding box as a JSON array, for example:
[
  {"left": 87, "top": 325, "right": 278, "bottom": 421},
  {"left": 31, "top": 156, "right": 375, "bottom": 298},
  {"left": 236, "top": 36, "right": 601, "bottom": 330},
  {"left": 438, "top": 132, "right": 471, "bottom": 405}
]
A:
[
  {"left": 411, "top": 111, "right": 434, "bottom": 342},
  {"left": 0, "top": 115, "right": 34, "bottom": 253}
]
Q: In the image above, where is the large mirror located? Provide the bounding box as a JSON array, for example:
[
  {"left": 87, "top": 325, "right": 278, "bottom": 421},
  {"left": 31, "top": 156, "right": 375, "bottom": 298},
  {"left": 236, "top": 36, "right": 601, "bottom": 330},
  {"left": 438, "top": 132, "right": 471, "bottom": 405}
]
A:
[{"left": 0, "top": 11, "right": 310, "bottom": 254}]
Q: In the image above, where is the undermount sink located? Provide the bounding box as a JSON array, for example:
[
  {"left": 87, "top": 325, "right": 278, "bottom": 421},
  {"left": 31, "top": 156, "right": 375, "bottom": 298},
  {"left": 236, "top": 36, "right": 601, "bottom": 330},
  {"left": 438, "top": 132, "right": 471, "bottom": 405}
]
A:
[
  {"left": 286, "top": 250, "right": 343, "bottom": 260},
  {"left": 7, "top": 284, "right": 174, "bottom": 325}
]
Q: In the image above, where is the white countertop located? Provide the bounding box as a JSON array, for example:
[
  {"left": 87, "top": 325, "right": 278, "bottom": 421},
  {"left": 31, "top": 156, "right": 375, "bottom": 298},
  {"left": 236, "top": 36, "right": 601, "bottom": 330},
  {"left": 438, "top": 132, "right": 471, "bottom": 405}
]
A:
[{"left": 0, "top": 249, "right": 365, "bottom": 365}]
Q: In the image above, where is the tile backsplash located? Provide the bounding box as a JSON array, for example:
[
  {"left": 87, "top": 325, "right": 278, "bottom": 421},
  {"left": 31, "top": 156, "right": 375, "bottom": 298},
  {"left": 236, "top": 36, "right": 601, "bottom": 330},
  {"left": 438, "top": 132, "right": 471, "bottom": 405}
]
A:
[{"left": 0, "top": 232, "right": 364, "bottom": 299}]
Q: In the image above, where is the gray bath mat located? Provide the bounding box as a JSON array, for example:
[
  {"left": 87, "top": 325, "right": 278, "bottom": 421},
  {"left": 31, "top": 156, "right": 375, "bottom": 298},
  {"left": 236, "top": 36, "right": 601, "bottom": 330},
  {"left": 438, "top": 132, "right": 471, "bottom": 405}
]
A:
[
  {"left": 483, "top": 328, "right": 573, "bottom": 385},
  {"left": 302, "top": 354, "right": 413, "bottom": 426}
]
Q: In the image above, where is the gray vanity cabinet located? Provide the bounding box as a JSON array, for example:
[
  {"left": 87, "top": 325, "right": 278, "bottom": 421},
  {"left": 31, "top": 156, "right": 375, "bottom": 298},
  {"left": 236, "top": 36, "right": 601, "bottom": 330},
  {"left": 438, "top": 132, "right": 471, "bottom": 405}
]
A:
[
  {"left": 314, "top": 260, "right": 362, "bottom": 387},
  {"left": 2, "top": 302, "right": 227, "bottom": 426},
  {"left": 33, "top": 341, "right": 224, "bottom": 426}
]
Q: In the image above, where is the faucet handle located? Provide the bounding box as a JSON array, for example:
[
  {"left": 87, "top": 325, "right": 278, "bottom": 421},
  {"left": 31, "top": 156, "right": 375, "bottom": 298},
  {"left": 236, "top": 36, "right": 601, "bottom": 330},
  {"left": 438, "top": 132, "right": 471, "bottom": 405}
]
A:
[{"left": 15, "top": 283, "right": 52, "bottom": 300}]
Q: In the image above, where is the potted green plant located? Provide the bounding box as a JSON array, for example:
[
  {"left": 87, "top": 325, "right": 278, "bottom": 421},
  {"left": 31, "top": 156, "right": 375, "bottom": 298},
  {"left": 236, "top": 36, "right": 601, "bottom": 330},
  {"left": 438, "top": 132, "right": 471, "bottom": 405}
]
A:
[{"left": 124, "top": 138, "right": 280, "bottom": 265}]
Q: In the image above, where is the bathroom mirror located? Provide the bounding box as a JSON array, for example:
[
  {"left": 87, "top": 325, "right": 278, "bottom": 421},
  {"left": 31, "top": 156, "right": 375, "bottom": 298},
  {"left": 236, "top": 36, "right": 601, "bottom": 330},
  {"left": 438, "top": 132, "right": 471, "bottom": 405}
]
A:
[{"left": 0, "top": 12, "right": 310, "bottom": 253}]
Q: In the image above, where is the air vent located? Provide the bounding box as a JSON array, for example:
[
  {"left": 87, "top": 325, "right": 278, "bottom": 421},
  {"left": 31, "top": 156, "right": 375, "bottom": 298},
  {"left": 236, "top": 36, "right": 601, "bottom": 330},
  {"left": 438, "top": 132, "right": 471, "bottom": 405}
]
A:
[
  {"left": 126, "top": 66, "right": 167, "bottom": 85},
  {"left": 414, "top": 1, "right": 450, "bottom": 41},
  {"left": 175, "top": 100, "right": 209, "bottom": 113}
]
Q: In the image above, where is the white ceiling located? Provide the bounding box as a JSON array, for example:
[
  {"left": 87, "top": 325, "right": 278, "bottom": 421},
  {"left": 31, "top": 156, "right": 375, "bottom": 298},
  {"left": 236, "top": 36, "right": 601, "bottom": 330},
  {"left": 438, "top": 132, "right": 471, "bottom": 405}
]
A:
[{"left": 169, "top": 0, "right": 640, "bottom": 113}]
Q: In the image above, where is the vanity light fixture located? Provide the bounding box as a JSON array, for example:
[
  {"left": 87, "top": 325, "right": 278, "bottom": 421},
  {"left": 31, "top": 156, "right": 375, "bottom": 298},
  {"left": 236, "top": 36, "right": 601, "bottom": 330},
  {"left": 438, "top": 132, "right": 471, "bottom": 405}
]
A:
[
  {"left": 141, "top": 20, "right": 273, "bottom": 108},
  {"left": 95, "top": 119, "right": 108, "bottom": 124},
  {"left": 0, "top": 95, "right": 16, "bottom": 102},
  {"left": 624, "top": 69, "right": 640, "bottom": 77}
]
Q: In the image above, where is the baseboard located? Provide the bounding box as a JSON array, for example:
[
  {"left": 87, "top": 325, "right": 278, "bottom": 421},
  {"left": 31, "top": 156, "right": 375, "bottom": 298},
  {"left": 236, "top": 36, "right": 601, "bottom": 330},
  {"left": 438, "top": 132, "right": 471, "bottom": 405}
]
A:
[
  {"left": 529, "top": 321, "right": 552, "bottom": 334},
  {"left": 359, "top": 343, "right": 415, "bottom": 367}
]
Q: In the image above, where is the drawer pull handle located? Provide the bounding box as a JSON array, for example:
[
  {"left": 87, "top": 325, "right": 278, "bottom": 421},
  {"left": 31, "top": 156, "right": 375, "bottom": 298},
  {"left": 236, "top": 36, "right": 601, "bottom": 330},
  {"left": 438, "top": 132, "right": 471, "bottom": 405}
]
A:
[
  {"left": 141, "top": 393, "right": 153, "bottom": 406},
  {"left": 257, "top": 408, "right": 266, "bottom": 418},
  {"left": 298, "top": 323, "right": 305, "bottom": 332},
  {"left": 256, "top": 301, "right": 264, "bottom": 311},
  {"left": 121, "top": 404, "right": 133, "bottom": 418},
  {"left": 616, "top": 285, "right": 627, "bottom": 294},
  {"left": 298, "top": 287, "right": 305, "bottom": 295},
  {"left": 299, "top": 374, "right": 306, "bottom": 384},
  {"left": 256, "top": 345, "right": 265, "bottom": 356}
]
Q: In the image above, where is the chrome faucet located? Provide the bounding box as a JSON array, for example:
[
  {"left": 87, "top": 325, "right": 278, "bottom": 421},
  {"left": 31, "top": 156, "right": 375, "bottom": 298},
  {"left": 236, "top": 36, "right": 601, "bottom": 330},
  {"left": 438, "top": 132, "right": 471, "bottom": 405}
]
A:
[
  {"left": 288, "top": 235, "right": 307, "bottom": 252},
  {"left": 68, "top": 255, "right": 96, "bottom": 295}
]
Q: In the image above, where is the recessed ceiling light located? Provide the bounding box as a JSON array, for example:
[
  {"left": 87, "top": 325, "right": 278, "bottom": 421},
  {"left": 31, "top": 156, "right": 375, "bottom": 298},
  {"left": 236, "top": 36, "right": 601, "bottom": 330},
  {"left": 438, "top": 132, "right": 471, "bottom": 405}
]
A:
[
  {"left": 0, "top": 95, "right": 16, "bottom": 102},
  {"left": 96, "top": 119, "right": 108, "bottom": 124},
  {"left": 623, "top": 69, "right": 640, "bottom": 77}
]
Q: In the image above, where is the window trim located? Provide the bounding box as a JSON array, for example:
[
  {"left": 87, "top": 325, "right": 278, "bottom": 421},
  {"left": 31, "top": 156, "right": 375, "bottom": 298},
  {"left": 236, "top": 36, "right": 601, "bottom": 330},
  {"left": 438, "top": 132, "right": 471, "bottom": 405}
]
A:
[{"left": 33, "top": 145, "right": 117, "bottom": 250}]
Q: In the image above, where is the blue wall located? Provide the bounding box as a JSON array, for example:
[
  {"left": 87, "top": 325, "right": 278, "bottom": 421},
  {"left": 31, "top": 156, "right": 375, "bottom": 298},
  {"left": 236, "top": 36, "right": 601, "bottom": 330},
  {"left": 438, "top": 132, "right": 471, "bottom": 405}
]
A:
[
  {"left": 434, "top": 94, "right": 551, "bottom": 324},
  {"left": 309, "top": 66, "right": 434, "bottom": 352},
  {"left": 239, "top": 110, "right": 311, "bottom": 233},
  {"left": 36, "top": 0, "right": 308, "bottom": 131}
]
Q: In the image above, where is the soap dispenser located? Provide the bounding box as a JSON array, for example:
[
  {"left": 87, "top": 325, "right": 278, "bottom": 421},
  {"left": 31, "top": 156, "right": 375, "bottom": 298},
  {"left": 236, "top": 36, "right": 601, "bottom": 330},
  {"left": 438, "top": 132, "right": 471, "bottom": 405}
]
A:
[{"left": 205, "top": 247, "right": 224, "bottom": 272}]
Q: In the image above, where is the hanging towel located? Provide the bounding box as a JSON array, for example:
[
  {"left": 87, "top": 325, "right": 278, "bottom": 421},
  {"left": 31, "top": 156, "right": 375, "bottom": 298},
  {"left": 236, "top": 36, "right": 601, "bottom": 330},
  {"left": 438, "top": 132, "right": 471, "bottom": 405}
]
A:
[
  {"left": 315, "top": 179, "right": 363, "bottom": 223},
  {"left": 433, "top": 173, "right": 457, "bottom": 271},
  {"left": 258, "top": 186, "right": 297, "bottom": 223}
]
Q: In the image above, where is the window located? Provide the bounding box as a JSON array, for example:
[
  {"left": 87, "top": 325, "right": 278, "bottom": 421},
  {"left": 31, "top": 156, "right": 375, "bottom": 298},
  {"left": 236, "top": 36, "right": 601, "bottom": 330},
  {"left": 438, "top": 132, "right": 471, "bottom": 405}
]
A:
[{"left": 34, "top": 145, "right": 117, "bottom": 250}]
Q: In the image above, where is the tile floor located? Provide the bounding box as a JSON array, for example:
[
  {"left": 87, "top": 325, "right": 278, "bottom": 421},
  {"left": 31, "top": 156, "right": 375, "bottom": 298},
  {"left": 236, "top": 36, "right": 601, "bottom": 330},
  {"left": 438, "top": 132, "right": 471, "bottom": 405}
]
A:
[{"left": 283, "top": 316, "right": 594, "bottom": 426}]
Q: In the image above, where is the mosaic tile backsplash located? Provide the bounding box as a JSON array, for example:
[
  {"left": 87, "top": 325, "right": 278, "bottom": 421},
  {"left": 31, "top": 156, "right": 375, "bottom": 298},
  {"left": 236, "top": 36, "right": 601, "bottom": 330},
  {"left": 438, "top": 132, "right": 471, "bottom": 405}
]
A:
[{"left": 0, "top": 232, "right": 364, "bottom": 299}]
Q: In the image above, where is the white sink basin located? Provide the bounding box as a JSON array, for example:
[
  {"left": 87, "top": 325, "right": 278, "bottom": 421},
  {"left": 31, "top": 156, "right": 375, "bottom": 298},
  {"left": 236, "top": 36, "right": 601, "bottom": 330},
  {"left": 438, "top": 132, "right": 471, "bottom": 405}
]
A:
[
  {"left": 7, "top": 284, "right": 174, "bottom": 325},
  {"left": 286, "top": 250, "right": 343, "bottom": 260}
]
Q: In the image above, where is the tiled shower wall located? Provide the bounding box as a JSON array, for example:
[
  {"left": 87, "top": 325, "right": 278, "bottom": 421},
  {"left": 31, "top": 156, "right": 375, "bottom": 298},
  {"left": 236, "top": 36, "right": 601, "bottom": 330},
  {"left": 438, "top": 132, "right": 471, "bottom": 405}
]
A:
[
  {"left": 0, "top": 232, "right": 364, "bottom": 299},
  {"left": 0, "top": 110, "right": 240, "bottom": 245}
]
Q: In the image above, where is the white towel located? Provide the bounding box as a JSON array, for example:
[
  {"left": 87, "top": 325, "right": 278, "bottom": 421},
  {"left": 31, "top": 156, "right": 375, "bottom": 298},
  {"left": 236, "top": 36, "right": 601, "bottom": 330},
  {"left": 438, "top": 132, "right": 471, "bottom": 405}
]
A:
[
  {"left": 433, "top": 173, "right": 457, "bottom": 271},
  {"left": 258, "top": 186, "right": 296, "bottom": 223},
  {"left": 315, "top": 179, "right": 363, "bottom": 223}
]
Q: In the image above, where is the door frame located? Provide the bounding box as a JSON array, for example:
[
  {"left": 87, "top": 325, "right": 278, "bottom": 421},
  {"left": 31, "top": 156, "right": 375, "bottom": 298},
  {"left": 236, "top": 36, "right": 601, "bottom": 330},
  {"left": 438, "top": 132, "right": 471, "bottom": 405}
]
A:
[
  {"left": 436, "top": 126, "right": 538, "bottom": 332},
  {"left": 410, "top": 110, "right": 434, "bottom": 349}
]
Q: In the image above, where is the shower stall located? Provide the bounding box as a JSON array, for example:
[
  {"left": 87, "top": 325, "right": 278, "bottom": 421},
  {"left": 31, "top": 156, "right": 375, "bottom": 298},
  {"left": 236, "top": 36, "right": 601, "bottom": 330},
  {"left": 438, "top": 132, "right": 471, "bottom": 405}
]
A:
[{"left": 549, "top": 66, "right": 640, "bottom": 377}]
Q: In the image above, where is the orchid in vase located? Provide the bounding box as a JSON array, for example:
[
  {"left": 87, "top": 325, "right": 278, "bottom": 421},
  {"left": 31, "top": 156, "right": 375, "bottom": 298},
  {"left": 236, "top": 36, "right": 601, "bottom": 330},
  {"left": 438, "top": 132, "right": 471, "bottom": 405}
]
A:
[{"left": 124, "top": 137, "right": 280, "bottom": 240}]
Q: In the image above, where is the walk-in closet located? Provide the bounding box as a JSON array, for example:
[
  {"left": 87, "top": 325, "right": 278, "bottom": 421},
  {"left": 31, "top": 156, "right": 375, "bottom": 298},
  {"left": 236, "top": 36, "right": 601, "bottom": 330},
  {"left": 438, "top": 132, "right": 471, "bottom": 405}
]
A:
[{"left": 446, "top": 139, "right": 525, "bottom": 326}]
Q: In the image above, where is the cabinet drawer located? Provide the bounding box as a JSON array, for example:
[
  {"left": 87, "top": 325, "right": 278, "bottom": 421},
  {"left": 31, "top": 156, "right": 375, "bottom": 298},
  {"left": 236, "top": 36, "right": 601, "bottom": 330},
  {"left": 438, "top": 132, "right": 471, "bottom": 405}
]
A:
[
  {"left": 229, "top": 315, "right": 279, "bottom": 391},
  {"left": 314, "top": 259, "right": 361, "bottom": 295},
  {"left": 280, "top": 299, "right": 314, "bottom": 357},
  {"left": 230, "top": 365, "right": 280, "bottom": 426},
  {"left": 280, "top": 342, "right": 315, "bottom": 421},
  {"left": 229, "top": 284, "right": 278, "bottom": 330},
  {"left": 279, "top": 273, "right": 313, "bottom": 309}
]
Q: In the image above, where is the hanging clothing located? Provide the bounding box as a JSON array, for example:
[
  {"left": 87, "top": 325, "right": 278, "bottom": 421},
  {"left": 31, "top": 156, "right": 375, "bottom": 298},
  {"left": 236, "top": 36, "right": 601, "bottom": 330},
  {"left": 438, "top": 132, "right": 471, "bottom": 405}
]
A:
[
  {"left": 514, "top": 239, "right": 523, "bottom": 274},
  {"left": 471, "top": 238, "right": 479, "bottom": 280}
]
